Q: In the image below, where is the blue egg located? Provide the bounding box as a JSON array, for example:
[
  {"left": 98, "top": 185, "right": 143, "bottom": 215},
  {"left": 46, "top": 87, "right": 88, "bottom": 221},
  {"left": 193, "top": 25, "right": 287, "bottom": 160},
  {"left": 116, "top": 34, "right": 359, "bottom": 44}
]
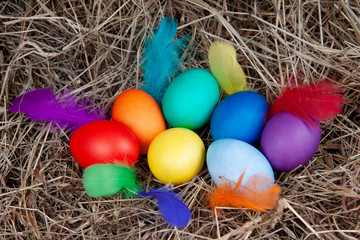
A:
[
  {"left": 207, "top": 138, "right": 274, "bottom": 186},
  {"left": 210, "top": 91, "right": 269, "bottom": 145}
]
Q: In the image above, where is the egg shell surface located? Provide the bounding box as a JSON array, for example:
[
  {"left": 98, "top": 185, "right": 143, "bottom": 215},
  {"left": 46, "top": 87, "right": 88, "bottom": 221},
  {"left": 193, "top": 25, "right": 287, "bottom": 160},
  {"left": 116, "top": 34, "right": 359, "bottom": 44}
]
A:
[
  {"left": 112, "top": 89, "right": 166, "bottom": 154},
  {"left": 210, "top": 91, "right": 269, "bottom": 145},
  {"left": 70, "top": 120, "right": 139, "bottom": 168},
  {"left": 148, "top": 128, "right": 205, "bottom": 185},
  {"left": 162, "top": 68, "right": 220, "bottom": 130},
  {"left": 261, "top": 111, "right": 321, "bottom": 172},
  {"left": 207, "top": 138, "right": 274, "bottom": 186}
]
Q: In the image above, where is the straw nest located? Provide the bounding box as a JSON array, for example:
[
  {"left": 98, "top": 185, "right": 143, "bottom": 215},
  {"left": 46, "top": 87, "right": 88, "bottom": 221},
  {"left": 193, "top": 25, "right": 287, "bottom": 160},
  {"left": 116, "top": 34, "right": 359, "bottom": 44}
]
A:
[{"left": 1, "top": 0, "right": 359, "bottom": 239}]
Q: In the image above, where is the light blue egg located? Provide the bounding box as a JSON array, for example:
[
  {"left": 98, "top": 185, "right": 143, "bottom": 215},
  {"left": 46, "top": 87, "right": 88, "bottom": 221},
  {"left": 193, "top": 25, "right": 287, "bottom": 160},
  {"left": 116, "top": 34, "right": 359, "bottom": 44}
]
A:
[{"left": 206, "top": 138, "right": 274, "bottom": 186}]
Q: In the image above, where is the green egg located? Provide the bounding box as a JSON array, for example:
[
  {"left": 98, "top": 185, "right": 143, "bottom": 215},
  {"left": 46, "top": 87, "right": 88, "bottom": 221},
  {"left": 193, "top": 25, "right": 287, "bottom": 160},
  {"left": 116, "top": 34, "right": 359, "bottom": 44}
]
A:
[{"left": 162, "top": 68, "right": 220, "bottom": 130}]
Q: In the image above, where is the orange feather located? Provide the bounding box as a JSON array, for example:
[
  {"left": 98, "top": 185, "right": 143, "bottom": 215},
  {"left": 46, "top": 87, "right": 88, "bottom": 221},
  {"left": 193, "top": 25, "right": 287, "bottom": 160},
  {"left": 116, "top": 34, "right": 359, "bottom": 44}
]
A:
[{"left": 208, "top": 172, "right": 281, "bottom": 212}]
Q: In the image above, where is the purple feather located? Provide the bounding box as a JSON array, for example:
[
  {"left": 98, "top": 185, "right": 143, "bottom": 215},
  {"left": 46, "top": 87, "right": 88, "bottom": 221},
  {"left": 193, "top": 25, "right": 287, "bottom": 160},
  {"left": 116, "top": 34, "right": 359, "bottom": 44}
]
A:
[
  {"left": 138, "top": 188, "right": 191, "bottom": 228},
  {"left": 9, "top": 88, "right": 106, "bottom": 131}
]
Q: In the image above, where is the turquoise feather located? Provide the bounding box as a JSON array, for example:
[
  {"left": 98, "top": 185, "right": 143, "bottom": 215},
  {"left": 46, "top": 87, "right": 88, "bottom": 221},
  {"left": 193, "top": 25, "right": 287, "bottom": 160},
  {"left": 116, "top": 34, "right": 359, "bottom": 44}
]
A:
[{"left": 141, "top": 17, "right": 189, "bottom": 104}]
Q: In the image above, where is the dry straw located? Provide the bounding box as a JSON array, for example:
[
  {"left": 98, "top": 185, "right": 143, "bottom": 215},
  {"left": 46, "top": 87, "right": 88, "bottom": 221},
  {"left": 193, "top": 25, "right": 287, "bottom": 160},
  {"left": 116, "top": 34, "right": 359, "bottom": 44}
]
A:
[{"left": 1, "top": 0, "right": 359, "bottom": 239}]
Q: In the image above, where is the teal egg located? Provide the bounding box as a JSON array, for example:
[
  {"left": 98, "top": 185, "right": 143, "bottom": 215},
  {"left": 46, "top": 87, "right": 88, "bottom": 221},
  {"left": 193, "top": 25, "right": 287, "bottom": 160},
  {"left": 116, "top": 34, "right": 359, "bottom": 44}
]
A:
[
  {"left": 162, "top": 69, "right": 220, "bottom": 130},
  {"left": 207, "top": 138, "right": 274, "bottom": 186}
]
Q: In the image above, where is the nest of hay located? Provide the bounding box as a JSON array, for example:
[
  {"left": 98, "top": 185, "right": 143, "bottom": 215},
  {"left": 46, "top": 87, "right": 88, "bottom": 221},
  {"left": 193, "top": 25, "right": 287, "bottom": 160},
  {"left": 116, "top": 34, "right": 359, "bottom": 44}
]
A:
[{"left": 1, "top": 0, "right": 359, "bottom": 239}]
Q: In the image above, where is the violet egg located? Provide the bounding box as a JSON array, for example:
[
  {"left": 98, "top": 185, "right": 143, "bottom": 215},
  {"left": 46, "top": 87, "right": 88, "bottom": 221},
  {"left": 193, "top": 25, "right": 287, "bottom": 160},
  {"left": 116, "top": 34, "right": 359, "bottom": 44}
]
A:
[{"left": 260, "top": 111, "right": 322, "bottom": 172}]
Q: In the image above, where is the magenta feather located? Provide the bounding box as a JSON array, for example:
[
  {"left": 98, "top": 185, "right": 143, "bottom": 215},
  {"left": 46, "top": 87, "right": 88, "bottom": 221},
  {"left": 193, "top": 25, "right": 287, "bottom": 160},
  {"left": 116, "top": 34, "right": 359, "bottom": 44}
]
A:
[
  {"left": 138, "top": 188, "right": 191, "bottom": 228},
  {"left": 9, "top": 88, "right": 106, "bottom": 131}
]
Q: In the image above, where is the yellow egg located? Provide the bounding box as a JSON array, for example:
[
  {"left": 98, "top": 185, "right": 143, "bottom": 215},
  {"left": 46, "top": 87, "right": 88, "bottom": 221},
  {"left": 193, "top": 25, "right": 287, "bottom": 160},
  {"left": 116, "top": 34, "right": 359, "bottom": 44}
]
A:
[{"left": 148, "top": 128, "right": 205, "bottom": 185}]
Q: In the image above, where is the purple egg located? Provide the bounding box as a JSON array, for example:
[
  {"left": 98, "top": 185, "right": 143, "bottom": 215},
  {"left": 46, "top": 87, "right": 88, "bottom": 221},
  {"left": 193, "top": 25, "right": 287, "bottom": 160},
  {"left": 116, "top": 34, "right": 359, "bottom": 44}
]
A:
[{"left": 260, "top": 111, "right": 321, "bottom": 171}]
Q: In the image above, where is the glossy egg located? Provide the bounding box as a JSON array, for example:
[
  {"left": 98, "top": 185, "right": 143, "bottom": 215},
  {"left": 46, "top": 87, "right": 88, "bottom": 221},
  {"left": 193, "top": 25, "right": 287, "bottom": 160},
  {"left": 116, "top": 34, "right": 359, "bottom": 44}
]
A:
[
  {"left": 162, "top": 68, "right": 220, "bottom": 130},
  {"left": 70, "top": 120, "right": 139, "bottom": 168},
  {"left": 207, "top": 138, "right": 274, "bottom": 186},
  {"left": 210, "top": 91, "right": 269, "bottom": 145},
  {"left": 112, "top": 89, "right": 166, "bottom": 154},
  {"left": 261, "top": 111, "right": 322, "bottom": 172},
  {"left": 148, "top": 128, "right": 205, "bottom": 185}
]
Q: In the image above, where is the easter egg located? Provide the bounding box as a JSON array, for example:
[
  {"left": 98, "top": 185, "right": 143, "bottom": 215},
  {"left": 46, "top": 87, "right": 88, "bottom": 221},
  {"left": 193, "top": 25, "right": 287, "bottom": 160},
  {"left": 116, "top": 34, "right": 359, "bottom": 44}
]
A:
[
  {"left": 162, "top": 68, "right": 220, "bottom": 130},
  {"left": 261, "top": 111, "right": 322, "bottom": 172},
  {"left": 112, "top": 89, "right": 166, "bottom": 154},
  {"left": 207, "top": 138, "right": 274, "bottom": 186},
  {"left": 148, "top": 128, "right": 205, "bottom": 185},
  {"left": 70, "top": 120, "right": 139, "bottom": 168},
  {"left": 210, "top": 91, "right": 269, "bottom": 145}
]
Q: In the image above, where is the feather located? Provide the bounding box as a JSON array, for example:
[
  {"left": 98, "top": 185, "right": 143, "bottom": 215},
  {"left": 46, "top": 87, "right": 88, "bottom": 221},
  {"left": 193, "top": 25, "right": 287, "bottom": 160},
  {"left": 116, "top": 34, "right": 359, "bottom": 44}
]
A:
[
  {"left": 208, "top": 172, "right": 281, "bottom": 212},
  {"left": 209, "top": 41, "right": 247, "bottom": 95},
  {"left": 138, "top": 188, "right": 191, "bottom": 228},
  {"left": 9, "top": 88, "right": 105, "bottom": 131},
  {"left": 270, "top": 81, "right": 344, "bottom": 124},
  {"left": 140, "top": 16, "right": 189, "bottom": 104},
  {"left": 83, "top": 164, "right": 141, "bottom": 198}
]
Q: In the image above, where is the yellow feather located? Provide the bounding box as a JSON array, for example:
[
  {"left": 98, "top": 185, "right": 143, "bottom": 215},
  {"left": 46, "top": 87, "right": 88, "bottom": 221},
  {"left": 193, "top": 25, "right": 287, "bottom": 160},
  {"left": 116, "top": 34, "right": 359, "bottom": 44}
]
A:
[{"left": 209, "top": 41, "right": 247, "bottom": 95}]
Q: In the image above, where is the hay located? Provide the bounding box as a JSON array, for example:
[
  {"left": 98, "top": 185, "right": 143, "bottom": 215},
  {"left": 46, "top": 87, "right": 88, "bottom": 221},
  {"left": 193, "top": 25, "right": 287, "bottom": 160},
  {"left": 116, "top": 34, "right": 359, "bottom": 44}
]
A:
[{"left": 1, "top": 0, "right": 359, "bottom": 239}]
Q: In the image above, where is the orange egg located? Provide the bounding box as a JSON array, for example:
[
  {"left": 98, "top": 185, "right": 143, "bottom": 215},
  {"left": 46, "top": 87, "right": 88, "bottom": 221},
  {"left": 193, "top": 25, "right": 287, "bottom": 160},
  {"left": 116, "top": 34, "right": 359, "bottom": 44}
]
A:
[{"left": 112, "top": 89, "right": 166, "bottom": 154}]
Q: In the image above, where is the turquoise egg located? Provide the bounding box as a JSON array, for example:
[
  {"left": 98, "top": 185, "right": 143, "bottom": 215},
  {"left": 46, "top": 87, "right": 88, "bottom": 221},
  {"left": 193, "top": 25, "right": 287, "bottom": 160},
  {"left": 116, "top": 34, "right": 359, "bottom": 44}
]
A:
[
  {"left": 162, "top": 69, "right": 220, "bottom": 130},
  {"left": 207, "top": 138, "right": 274, "bottom": 186}
]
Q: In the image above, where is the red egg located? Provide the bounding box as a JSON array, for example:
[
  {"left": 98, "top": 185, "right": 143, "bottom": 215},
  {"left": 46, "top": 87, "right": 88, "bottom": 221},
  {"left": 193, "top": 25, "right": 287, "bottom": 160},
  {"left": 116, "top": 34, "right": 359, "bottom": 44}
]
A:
[{"left": 70, "top": 120, "right": 139, "bottom": 168}]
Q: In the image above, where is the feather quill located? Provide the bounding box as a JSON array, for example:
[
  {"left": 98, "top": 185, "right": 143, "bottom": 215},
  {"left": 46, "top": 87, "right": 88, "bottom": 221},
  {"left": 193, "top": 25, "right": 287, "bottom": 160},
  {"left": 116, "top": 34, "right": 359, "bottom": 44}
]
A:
[
  {"left": 270, "top": 81, "right": 344, "bottom": 124},
  {"left": 141, "top": 16, "right": 189, "bottom": 104},
  {"left": 208, "top": 172, "right": 281, "bottom": 212},
  {"left": 138, "top": 189, "right": 191, "bottom": 228},
  {"left": 9, "top": 88, "right": 105, "bottom": 131},
  {"left": 209, "top": 41, "right": 247, "bottom": 95},
  {"left": 83, "top": 164, "right": 141, "bottom": 198}
]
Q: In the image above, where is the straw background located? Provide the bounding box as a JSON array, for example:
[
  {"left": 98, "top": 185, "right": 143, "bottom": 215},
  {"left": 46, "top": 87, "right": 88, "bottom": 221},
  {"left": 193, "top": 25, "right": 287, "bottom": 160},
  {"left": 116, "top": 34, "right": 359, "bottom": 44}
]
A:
[{"left": 1, "top": 0, "right": 359, "bottom": 239}]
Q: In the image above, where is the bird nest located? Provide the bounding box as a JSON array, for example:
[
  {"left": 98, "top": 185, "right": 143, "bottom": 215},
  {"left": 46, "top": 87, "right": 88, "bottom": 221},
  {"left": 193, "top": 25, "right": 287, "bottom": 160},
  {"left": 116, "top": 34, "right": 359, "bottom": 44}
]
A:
[{"left": 1, "top": 0, "right": 359, "bottom": 239}]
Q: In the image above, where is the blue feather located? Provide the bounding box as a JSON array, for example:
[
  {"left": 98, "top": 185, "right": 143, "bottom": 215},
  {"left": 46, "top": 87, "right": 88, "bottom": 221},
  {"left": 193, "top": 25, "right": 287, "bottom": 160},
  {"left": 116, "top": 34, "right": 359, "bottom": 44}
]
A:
[
  {"left": 141, "top": 16, "right": 190, "bottom": 104},
  {"left": 138, "top": 188, "right": 191, "bottom": 228}
]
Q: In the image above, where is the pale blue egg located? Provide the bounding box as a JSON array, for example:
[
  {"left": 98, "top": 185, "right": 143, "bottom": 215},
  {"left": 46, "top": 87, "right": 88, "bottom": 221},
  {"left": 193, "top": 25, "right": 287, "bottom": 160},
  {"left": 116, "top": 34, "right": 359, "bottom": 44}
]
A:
[{"left": 206, "top": 138, "right": 274, "bottom": 186}]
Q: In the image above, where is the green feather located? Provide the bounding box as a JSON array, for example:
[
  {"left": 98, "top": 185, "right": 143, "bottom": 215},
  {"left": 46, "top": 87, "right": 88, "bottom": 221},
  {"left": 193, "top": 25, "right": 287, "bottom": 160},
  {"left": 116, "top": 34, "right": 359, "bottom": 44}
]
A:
[{"left": 83, "top": 164, "right": 141, "bottom": 197}]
